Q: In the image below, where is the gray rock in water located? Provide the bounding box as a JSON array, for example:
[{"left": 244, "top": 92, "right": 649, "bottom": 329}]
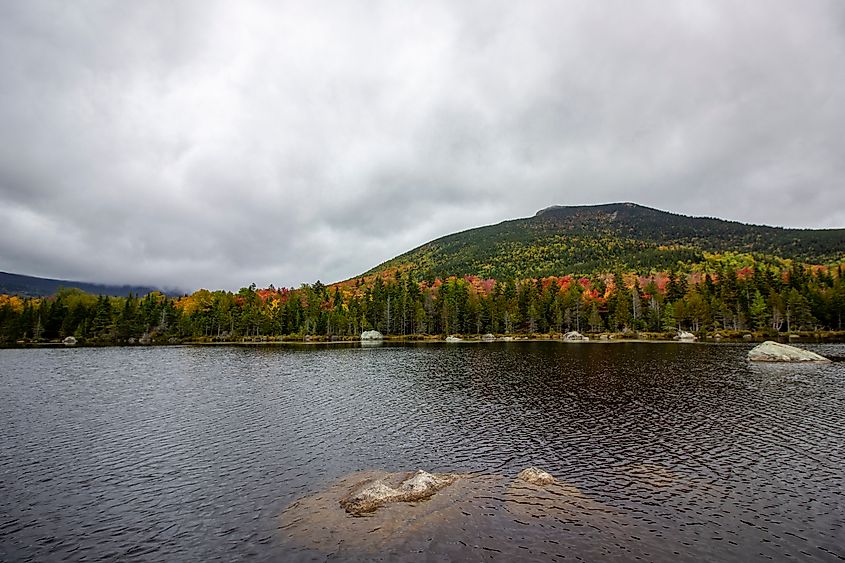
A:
[
  {"left": 445, "top": 335, "right": 463, "bottom": 343},
  {"left": 675, "top": 330, "right": 696, "bottom": 341},
  {"left": 360, "top": 330, "right": 384, "bottom": 341},
  {"left": 748, "top": 340, "right": 830, "bottom": 363},
  {"left": 62, "top": 336, "right": 77, "bottom": 346},
  {"left": 517, "top": 467, "right": 556, "bottom": 485},
  {"left": 482, "top": 333, "right": 496, "bottom": 342},
  {"left": 339, "top": 470, "right": 459, "bottom": 515},
  {"left": 564, "top": 331, "right": 588, "bottom": 342}
]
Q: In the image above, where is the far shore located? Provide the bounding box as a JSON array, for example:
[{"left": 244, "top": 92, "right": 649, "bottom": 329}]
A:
[{"left": 6, "top": 330, "right": 845, "bottom": 349}]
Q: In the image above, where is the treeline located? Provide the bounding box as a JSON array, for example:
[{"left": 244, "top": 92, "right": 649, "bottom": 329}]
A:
[{"left": 1, "top": 263, "right": 844, "bottom": 344}]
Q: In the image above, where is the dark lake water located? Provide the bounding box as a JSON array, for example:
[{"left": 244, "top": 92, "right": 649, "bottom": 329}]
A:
[{"left": 1, "top": 342, "right": 844, "bottom": 562}]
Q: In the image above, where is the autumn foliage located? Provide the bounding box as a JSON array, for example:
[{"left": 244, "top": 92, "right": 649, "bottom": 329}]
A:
[{"left": 1, "top": 259, "right": 844, "bottom": 344}]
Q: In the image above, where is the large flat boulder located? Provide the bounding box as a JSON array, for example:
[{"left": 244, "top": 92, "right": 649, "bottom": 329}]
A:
[{"left": 748, "top": 340, "right": 830, "bottom": 362}]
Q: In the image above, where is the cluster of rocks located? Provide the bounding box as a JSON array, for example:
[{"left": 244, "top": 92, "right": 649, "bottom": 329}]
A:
[
  {"left": 338, "top": 466, "right": 559, "bottom": 516},
  {"left": 563, "top": 331, "right": 589, "bottom": 342}
]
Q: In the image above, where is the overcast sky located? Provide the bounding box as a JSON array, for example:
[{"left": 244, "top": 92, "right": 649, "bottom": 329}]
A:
[{"left": 1, "top": 1, "right": 843, "bottom": 291}]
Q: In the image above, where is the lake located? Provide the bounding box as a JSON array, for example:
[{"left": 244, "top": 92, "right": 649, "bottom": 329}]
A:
[{"left": 1, "top": 342, "right": 843, "bottom": 561}]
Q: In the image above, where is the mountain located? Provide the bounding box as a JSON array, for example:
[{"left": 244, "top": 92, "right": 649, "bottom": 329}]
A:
[
  {"left": 367, "top": 203, "right": 845, "bottom": 280},
  {"left": 0, "top": 271, "right": 164, "bottom": 298}
]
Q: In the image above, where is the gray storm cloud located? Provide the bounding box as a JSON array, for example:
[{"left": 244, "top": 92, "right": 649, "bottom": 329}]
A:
[{"left": 1, "top": 0, "right": 843, "bottom": 291}]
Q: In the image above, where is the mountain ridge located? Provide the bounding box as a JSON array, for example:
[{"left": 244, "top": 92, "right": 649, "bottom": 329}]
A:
[
  {"left": 0, "top": 271, "right": 167, "bottom": 298},
  {"left": 365, "top": 202, "right": 844, "bottom": 280}
]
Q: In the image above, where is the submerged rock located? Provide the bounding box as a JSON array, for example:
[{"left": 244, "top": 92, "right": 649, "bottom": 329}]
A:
[
  {"left": 339, "top": 470, "right": 459, "bottom": 515},
  {"left": 360, "top": 330, "right": 384, "bottom": 341},
  {"left": 281, "top": 467, "right": 612, "bottom": 558},
  {"left": 516, "top": 467, "right": 556, "bottom": 486},
  {"left": 564, "top": 331, "right": 589, "bottom": 342},
  {"left": 748, "top": 340, "right": 830, "bottom": 363}
]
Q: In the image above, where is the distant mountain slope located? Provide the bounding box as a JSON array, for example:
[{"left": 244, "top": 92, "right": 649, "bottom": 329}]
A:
[
  {"left": 367, "top": 203, "right": 845, "bottom": 279},
  {"left": 0, "top": 271, "right": 163, "bottom": 298}
]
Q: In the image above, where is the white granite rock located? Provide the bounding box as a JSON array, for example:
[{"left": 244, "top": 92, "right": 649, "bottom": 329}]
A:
[{"left": 748, "top": 340, "right": 830, "bottom": 362}]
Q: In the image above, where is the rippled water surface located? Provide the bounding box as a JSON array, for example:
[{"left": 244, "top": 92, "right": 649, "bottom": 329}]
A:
[{"left": 1, "top": 342, "right": 844, "bottom": 561}]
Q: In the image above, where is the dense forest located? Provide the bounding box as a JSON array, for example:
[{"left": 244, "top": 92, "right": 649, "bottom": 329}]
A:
[{"left": 1, "top": 258, "right": 843, "bottom": 345}]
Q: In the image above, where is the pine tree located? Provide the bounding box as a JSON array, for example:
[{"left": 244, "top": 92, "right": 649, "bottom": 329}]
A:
[{"left": 749, "top": 290, "right": 769, "bottom": 331}]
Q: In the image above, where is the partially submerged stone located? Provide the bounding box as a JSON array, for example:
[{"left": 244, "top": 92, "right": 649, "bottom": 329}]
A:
[
  {"left": 62, "top": 336, "right": 77, "bottom": 346},
  {"left": 481, "top": 333, "right": 496, "bottom": 342},
  {"left": 445, "top": 335, "right": 463, "bottom": 343},
  {"left": 675, "top": 330, "right": 696, "bottom": 341},
  {"left": 516, "top": 467, "right": 556, "bottom": 486},
  {"left": 748, "top": 340, "right": 830, "bottom": 363},
  {"left": 339, "top": 470, "right": 459, "bottom": 515}
]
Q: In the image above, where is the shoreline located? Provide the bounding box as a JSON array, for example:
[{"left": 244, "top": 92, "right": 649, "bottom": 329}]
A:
[{"left": 5, "top": 331, "right": 845, "bottom": 349}]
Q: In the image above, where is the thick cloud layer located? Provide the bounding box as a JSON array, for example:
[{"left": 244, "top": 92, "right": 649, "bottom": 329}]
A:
[{"left": 1, "top": 1, "right": 843, "bottom": 291}]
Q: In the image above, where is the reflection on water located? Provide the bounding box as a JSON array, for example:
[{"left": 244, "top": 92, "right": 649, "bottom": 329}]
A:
[{"left": 1, "top": 342, "right": 843, "bottom": 561}]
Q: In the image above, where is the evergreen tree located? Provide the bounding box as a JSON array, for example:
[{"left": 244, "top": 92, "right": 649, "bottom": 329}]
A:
[{"left": 749, "top": 290, "right": 769, "bottom": 331}]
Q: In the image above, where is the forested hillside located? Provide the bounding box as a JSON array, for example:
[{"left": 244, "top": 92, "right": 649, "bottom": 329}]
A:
[{"left": 369, "top": 203, "right": 845, "bottom": 280}]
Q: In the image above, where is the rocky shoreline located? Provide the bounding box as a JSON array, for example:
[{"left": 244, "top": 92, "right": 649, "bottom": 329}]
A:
[{"left": 9, "top": 330, "right": 845, "bottom": 349}]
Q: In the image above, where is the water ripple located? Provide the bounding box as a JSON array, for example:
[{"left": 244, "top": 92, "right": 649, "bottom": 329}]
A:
[{"left": 0, "top": 342, "right": 844, "bottom": 561}]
